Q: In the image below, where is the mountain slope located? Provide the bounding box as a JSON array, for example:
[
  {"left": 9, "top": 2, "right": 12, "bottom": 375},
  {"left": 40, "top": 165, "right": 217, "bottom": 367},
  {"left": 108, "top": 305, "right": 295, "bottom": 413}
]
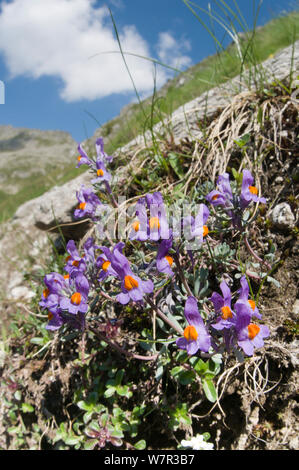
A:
[{"left": 0, "top": 126, "right": 82, "bottom": 221}]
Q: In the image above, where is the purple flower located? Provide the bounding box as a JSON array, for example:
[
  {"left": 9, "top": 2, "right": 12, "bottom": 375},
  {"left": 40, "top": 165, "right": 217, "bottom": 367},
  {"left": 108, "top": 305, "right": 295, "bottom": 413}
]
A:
[
  {"left": 83, "top": 237, "right": 98, "bottom": 262},
  {"left": 39, "top": 272, "right": 69, "bottom": 313},
  {"left": 46, "top": 309, "right": 64, "bottom": 331},
  {"left": 183, "top": 204, "right": 210, "bottom": 247},
  {"left": 76, "top": 143, "right": 93, "bottom": 168},
  {"left": 91, "top": 160, "right": 111, "bottom": 185},
  {"left": 145, "top": 192, "right": 170, "bottom": 241},
  {"left": 234, "top": 275, "right": 262, "bottom": 320},
  {"left": 64, "top": 240, "right": 86, "bottom": 275},
  {"left": 74, "top": 185, "right": 102, "bottom": 220},
  {"left": 129, "top": 199, "right": 148, "bottom": 242},
  {"left": 240, "top": 170, "right": 266, "bottom": 209},
  {"left": 206, "top": 173, "right": 233, "bottom": 209},
  {"left": 40, "top": 269, "right": 89, "bottom": 331},
  {"left": 206, "top": 170, "right": 266, "bottom": 227},
  {"left": 156, "top": 236, "right": 174, "bottom": 277},
  {"left": 234, "top": 303, "right": 270, "bottom": 356},
  {"left": 39, "top": 291, "right": 60, "bottom": 315},
  {"left": 59, "top": 272, "right": 89, "bottom": 316},
  {"left": 96, "top": 251, "right": 118, "bottom": 281},
  {"left": 176, "top": 296, "right": 211, "bottom": 354},
  {"left": 100, "top": 242, "right": 154, "bottom": 304},
  {"left": 210, "top": 280, "right": 236, "bottom": 330},
  {"left": 95, "top": 137, "right": 113, "bottom": 163}
]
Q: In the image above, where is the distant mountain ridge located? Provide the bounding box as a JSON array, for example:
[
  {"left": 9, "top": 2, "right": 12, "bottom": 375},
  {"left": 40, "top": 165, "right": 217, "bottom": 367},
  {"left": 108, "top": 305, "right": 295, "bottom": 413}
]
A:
[{"left": 0, "top": 125, "right": 77, "bottom": 194}]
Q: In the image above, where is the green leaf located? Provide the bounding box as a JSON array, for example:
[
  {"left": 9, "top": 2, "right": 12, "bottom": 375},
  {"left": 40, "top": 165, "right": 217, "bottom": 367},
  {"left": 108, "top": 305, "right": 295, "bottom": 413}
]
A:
[
  {"left": 115, "top": 369, "right": 125, "bottom": 386},
  {"left": 104, "top": 386, "right": 116, "bottom": 398},
  {"left": 64, "top": 436, "right": 82, "bottom": 446},
  {"left": 77, "top": 401, "right": 93, "bottom": 412},
  {"left": 84, "top": 439, "right": 98, "bottom": 450},
  {"left": 234, "top": 133, "right": 250, "bottom": 149},
  {"left": 21, "top": 403, "right": 34, "bottom": 413},
  {"left": 168, "top": 152, "right": 185, "bottom": 179},
  {"left": 202, "top": 378, "right": 217, "bottom": 403},
  {"left": 30, "top": 337, "right": 46, "bottom": 346},
  {"left": 14, "top": 390, "right": 22, "bottom": 401},
  {"left": 170, "top": 366, "right": 183, "bottom": 377},
  {"left": 7, "top": 426, "right": 20, "bottom": 434},
  {"left": 134, "top": 440, "right": 146, "bottom": 450},
  {"left": 110, "top": 428, "right": 124, "bottom": 438},
  {"left": 191, "top": 357, "right": 208, "bottom": 374},
  {"left": 116, "top": 385, "right": 132, "bottom": 398},
  {"left": 83, "top": 410, "right": 94, "bottom": 424},
  {"left": 178, "top": 370, "right": 196, "bottom": 385}
]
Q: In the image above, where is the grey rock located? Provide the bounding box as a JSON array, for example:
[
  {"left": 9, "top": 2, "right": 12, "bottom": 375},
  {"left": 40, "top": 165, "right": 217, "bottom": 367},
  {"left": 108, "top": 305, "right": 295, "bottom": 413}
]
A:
[
  {"left": 292, "top": 299, "right": 299, "bottom": 318},
  {"left": 13, "top": 170, "right": 91, "bottom": 228},
  {"left": 270, "top": 202, "right": 296, "bottom": 230},
  {"left": 10, "top": 286, "right": 35, "bottom": 302}
]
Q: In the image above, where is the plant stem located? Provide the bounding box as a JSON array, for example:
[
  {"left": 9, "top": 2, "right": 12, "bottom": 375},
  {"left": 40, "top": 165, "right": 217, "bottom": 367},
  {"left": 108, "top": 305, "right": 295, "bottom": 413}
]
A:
[
  {"left": 104, "top": 181, "right": 118, "bottom": 209},
  {"left": 244, "top": 236, "right": 271, "bottom": 270},
  {"left": 206, "top": 237, "right": 217, "bottom": 272},
  {"left": 172, "top": 250, "right": 194, "bottom": 298},
  {"left": 88, "top": 326, "right": 158, "bottom": 362},
  {"left": 146, "top": 296, "right": 183, "bottom": 336}
]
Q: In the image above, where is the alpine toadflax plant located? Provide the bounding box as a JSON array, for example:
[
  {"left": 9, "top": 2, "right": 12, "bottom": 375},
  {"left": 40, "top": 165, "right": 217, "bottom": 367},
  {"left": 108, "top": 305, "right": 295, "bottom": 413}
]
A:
[{"left": 39, "top": 136, "right": 272, "bottom": 442}]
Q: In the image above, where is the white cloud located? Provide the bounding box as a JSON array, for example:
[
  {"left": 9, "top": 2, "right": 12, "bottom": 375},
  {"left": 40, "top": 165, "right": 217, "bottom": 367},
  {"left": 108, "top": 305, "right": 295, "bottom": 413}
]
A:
[
  {"left": 0, "top": 0, "right": 192, "bottom": 102},
  {"left": 156, "top": 32, "right": 192, "bottom": 70}
]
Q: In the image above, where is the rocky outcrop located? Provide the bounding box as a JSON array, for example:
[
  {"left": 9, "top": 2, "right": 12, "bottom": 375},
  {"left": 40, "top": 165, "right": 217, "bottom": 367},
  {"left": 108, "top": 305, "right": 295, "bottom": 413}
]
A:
[{"left": 111, "top": 41, "right": 299, "bottom": 151}]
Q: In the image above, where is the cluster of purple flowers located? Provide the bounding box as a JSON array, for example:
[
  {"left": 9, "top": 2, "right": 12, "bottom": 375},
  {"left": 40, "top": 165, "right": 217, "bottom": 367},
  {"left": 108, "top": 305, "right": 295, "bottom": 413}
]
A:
[
  {"left": 129, "top": 192, "right": 170, "bottom": 242},
  {"left": 176, "top": 275, "right": 269, "bottom": 357},
  {"left": 39, "top": 137, "right": 270, "bottom": 361},
  {"left": 39, "top": 238, "right": 101, "bottom": 330},
  {"left": 206, "top": 170, "right": 266, "bottom": 228},
  {"left": 97, "top": 242, "right": 154, "bottom": 305},
  {"left": 74, "top": 138, "right": 113, "bottom": 220}
]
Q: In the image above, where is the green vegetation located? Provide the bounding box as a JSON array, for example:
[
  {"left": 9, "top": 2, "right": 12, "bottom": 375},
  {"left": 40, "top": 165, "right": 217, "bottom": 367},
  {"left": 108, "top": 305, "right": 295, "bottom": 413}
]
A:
[{"left": 101, "top": 9, "right": 299, "bottom": 154}]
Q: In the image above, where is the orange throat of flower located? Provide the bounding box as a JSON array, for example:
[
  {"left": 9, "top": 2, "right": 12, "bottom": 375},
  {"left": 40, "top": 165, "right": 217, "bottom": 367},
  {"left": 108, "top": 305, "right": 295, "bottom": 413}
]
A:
[
  {"left": 221, "top": 305, "right": 232, "bottom": 320},
  {"left": 249, "top": 185, "right": 258, "bottom": 195},
  {"left": 97, "top": 168, "right": 104, "bottom": 177},
  {"left": 71, "top": 292, "right": 82, "bottom": 305},
  {"left": 149, "top": 217, "right": 160, "bottom": 231},
  {"left": 43, "top": 288, "right": 50, "bottom": 299},
  {"left": 124, "top": 275, "right": 139, "bottom": 291},
  {"left": 248, "top": 299, "right": 256, "bottom": 311},
  {"left": 183, "top": 325, "right": 198, "bottom": 342},
  {"left": 102, "top": 260, "right": 111, "bottom": 272},
  {"left": 48, "top": 312, "right": 54, "bottom": 321},
  {"left": 165, "top": 255, "right": 173, "bottom": 266},
  {"left": 78, "top": 202, "right": 86, "bottom": 210},
  {"left": 203, "top": 225, "right": 209, "bottom": 237},
  {"left": 132, "top": 221, "right": 140, "bottom": 232},
  {"left": 248, "top": 323, "right": 260, "bottom": 340}
]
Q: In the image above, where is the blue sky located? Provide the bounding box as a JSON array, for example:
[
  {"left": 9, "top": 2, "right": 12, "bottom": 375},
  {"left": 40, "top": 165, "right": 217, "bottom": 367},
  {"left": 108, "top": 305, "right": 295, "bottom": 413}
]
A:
[{"left": 0, "top": 0, "right": 297, "bottom": 144}]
